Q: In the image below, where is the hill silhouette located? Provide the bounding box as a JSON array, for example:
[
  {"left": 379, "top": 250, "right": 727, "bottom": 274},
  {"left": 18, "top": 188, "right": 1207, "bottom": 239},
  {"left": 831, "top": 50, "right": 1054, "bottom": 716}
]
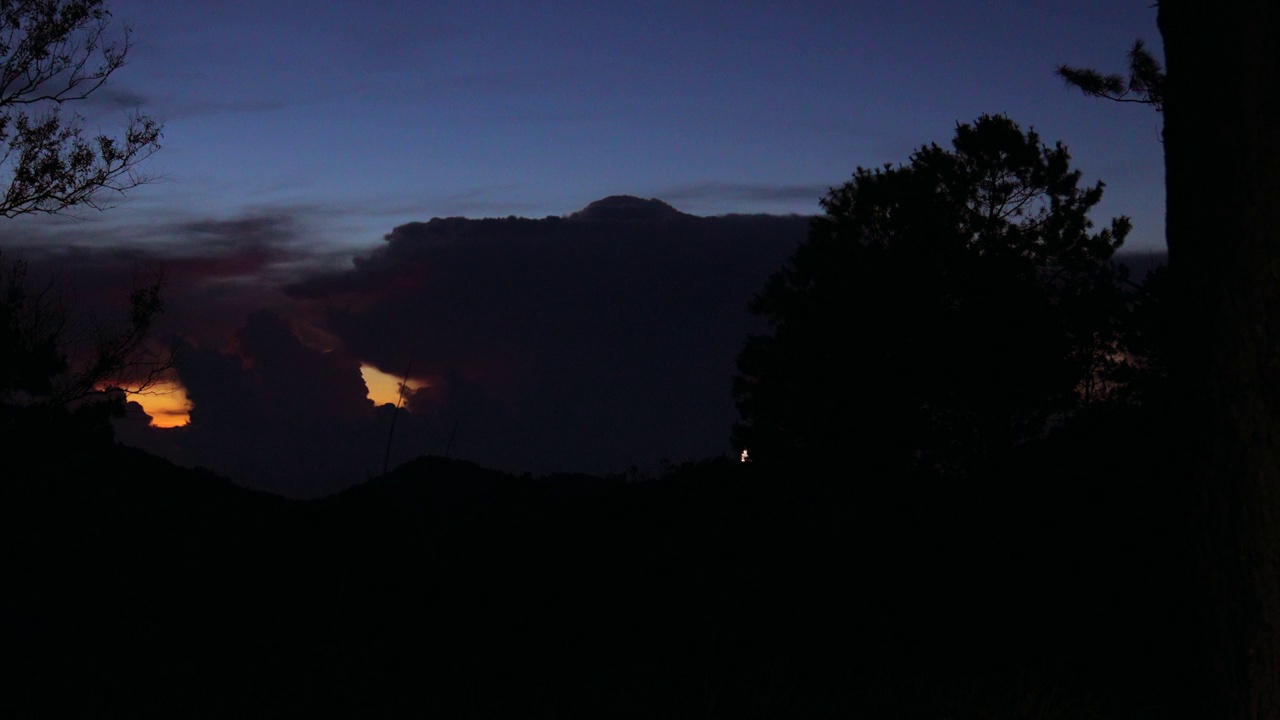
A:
[{"left": 3, "top": 418, "right": 1188, "bottom": 717}]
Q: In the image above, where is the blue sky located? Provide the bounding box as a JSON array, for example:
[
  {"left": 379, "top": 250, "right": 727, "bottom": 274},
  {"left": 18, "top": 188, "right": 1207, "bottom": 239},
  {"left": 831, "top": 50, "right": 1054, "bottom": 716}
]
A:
[{"left": 18, "top": 0, "right": 1165, "bottom": 254}]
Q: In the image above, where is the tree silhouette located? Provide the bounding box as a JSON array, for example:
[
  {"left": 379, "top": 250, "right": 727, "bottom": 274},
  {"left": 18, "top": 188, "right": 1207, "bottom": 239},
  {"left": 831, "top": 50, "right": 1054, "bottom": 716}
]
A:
[
  {"left": 1157, "top": 2, "right": 1280, "bottom": 716},
  {"left": 1057, "top": 39, "right": 1165, "bottom": 112},
  {"left": 0, "top": 250, "right": 171, "bottom": 450},
  {"left": 1065, "top": 8, "right": 1280, "bottom": 715},
  {"left": 0, "top": 1, "right": 166, "bottom": 448},
  {"left": 733, "top": 115, "right": 1132, "bottom": 477},
  {"left": 0, "top": 0, "right": 162, "bottom": 217}
]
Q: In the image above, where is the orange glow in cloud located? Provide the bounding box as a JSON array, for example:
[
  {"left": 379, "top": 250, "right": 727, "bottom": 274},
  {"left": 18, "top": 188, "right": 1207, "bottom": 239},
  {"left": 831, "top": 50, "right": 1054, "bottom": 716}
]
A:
[
  {"left": 361, "top": 364, "right": 426, "bottom": 407},
  {"left": 129, "top": 380, "right": 194, "bottom": 428}
]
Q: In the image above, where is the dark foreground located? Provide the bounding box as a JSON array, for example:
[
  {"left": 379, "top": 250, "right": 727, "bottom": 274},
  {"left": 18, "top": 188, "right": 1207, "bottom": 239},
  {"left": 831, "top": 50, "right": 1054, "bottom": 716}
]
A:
[{"left": 2, "top": 414, "right": 1192, "bottom": 718}]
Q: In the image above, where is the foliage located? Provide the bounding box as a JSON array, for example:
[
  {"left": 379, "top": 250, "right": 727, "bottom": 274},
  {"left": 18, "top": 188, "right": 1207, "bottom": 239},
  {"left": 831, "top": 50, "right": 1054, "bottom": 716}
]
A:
[
  {"left": 0, "top": 1, "right": 166, "bottom": 445},
  {"left": 0, "top": 0, "right": 162, "bottom": 216},
  {"left": 0, "top": 250, "right": 171, "bottom": 447},
  {"left": 733, "top": 114, "right": 1134, "bottom": 476},
  {"left": 1057, "top": 39, "right": 1165, "bottom": 112}
]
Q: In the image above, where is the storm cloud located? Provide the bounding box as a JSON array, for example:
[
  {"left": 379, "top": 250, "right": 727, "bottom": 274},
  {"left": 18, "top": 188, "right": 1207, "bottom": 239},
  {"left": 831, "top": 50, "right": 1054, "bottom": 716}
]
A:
[
  {"left": 117, "top": 309, "right": 433, "bottom": 497},
  {"left": 286, "top": 196, "right": 810, "bottom": 479},
  {"left": 76, "top": 197, "right": 811, "bottom": 495}
]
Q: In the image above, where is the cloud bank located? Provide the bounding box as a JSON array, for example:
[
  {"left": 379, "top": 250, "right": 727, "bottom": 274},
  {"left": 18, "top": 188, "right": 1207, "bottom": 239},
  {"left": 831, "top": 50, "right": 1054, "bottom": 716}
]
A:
[
  {"left": 287, "top": 197, "right": 810, "bottom": 482},
  {"left": 95, "top": 197, "right": 812, "bottom": 495}
]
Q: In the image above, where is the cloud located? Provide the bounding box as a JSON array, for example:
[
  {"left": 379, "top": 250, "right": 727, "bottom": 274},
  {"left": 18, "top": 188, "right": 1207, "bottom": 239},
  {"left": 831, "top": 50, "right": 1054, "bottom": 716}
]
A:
[
  {"left": 0, "top": 210, "right": 351, "bottom": 347},
  {"left": 163, "top": 215, "right": 304, "bottom": 269},
  {"left": 120, "top": 310, "right": 434, "bottom": 497},
  {"left": 81, "top": 87, "right": 153, "bottom": 111},
  {"left": 287, "top": 197, "right": 810, "bottom": 477},
  {"left": 16, "top": 197, "right": 809, "bottom": 494},
  {"left": 227, "top": 310, "right": 371, "bottom": 420}
]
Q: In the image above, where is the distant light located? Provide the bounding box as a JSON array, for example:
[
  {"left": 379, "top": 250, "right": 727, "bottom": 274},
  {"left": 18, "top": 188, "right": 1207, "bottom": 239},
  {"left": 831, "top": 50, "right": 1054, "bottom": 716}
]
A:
[{"left": 740, "top": 449, "right": 750, "bottom": 463}]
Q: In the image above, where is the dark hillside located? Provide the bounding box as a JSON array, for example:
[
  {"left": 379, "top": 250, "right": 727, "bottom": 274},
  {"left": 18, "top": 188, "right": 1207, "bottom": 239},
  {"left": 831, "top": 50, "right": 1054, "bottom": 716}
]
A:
[{"left": 3, "top": 421, "right": 1185, "bottom": 716}]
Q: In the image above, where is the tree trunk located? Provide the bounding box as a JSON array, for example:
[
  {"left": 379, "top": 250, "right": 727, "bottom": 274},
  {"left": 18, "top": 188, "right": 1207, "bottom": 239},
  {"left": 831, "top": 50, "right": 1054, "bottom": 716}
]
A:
[{"left": 1159, "top": 2, "right": 1280, "bottom": 717}]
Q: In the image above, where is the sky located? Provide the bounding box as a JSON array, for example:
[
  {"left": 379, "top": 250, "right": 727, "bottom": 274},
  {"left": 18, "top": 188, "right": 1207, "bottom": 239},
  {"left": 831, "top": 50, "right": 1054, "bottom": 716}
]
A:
[
  {"left": 0, "top": 1, "right": 1168, "bottom": 496},
  {"left": 8, "top": 0, "right": 1165, "bottom": 251}
]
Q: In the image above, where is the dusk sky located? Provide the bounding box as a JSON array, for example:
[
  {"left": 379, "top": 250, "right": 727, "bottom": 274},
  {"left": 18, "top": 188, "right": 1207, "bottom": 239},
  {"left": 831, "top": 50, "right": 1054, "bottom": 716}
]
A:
[
  {"left": 1, "top": 1, "right": 1167, "bottom": 496},
  {"left": 7, "top": 0, "right": 1164, "bottom": 250}
]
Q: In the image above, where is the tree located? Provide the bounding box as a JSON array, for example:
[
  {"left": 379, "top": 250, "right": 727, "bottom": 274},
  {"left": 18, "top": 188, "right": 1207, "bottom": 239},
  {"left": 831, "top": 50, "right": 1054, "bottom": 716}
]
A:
[
  {"left": 0, "top": 0, "right": 161, "bottom": 217},
  {"left": 1156, "top": 2, "right": 1280, "bottom": 717},
  {"left": 733, "top": 115, "right": 1132, "bottom": 477},
  {"left": 0, "top": 251, "right": 170, "bottom": 447},
  {"left": 0, "top": 0, "right": 165, "bottom": 448},
  {"left": 1057, "top": 39, "right": 1165, "bottom": 112}
]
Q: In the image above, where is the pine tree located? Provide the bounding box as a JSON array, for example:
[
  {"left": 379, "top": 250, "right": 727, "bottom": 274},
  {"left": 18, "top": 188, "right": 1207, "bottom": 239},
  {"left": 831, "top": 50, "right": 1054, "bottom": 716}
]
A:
[{"left": 733, "top": 115, "right": 1131, "bottom": 478}]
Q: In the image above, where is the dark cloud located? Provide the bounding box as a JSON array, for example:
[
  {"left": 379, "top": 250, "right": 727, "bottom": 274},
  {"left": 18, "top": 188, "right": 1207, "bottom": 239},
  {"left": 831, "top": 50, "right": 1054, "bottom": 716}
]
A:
[
  {"left": 3, "top": 224, "right": 410, "bottom": 497},
  {"left": 230, "top": 310, "right": 371, "bottom": 420},
  {"left": 3, "top": 211, "right": 304, "bottom": 260},
  {"left": 176, "top": 215, "right": 298, "bottom": 248},
  {"left": 18, "top": 198, "right": 809, "bottom": 494},
  {"left": 1, "top": 212, "right": 334, "bottom": 346},
  {"left": 70, "top": 81, "right": 287, "bottom": 120},
  {"left": 82, "top": 87, "right": 152, "bottom": 111},
  {"left": 119, "top": 310, "right": 434, "bottom": 497},
  {"left": 287, "top": 197, "right": 811, "bottom": 477}
]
